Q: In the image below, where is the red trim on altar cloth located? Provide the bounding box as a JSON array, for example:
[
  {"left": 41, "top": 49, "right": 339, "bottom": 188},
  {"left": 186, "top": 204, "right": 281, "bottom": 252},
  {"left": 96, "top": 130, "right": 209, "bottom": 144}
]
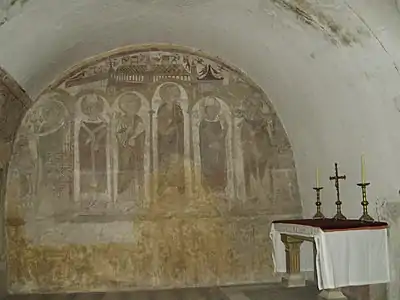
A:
[{"left": 272, "top": 219, "right": 388, "bottom": 232}]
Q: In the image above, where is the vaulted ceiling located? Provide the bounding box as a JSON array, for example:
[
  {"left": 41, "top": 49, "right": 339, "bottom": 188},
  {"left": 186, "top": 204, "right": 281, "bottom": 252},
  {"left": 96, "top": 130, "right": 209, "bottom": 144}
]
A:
[{"left": 1, "top": 0, "right": 400, "bottom": 217}]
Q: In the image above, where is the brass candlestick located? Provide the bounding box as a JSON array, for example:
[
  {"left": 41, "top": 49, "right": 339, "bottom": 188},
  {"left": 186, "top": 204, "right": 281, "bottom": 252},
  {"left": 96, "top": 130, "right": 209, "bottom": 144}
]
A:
[
  {"left": 330, "top": 162, "right": 347, "bottom": 220},
  {"left": 313, "top": 186, "right": 325, "bottom": 219},
  {"left": 357, "top": 182, "right": 374, "bottom": 222}
]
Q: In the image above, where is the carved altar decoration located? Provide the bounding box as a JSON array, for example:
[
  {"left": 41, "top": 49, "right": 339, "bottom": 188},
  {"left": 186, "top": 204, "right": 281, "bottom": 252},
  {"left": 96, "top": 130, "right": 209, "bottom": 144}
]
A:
[{"left": 5, "top": 47, "right": 302, "bottom": 293}]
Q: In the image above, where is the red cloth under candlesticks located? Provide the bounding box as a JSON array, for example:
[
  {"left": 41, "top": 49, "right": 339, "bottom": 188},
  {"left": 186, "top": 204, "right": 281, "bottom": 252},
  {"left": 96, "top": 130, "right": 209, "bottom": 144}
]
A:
[{"left": 272, "top": 219, "right": 388, "bottom": 231}]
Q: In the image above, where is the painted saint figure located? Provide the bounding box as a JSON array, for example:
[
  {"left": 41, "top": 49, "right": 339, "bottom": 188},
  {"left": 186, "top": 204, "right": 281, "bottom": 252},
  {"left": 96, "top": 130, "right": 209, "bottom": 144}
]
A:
[
  {"left": 11, "top": 135, "right": 37, "bottom": 199},
  {"left": 22, "top": 97, "right": 70, "bottom": 201},
  {"left": 115, "top": 93, "right": 145, "bottom": 196},
  {"left": 241, "top": 93, "right": 272, "bottom": 199},
  {"left": 78, "top": 95, "right": 109, "bottom": 195},
  {"left": 156, "top": 84, "right": 185, "bottom": 196},
  {"left": 199, "top": 97, "right": 227, "bottom": 192}
]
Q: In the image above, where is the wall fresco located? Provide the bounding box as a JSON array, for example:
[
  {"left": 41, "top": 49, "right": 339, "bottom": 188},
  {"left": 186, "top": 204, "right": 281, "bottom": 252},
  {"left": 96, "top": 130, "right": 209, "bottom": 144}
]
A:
[{"left": 5, "top": 48, "right": 302, "bottom": 293}]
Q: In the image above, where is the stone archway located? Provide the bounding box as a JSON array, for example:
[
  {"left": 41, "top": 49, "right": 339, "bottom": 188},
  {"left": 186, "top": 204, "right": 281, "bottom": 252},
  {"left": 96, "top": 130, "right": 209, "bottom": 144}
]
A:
[{"left": 4, "top": 46, "right": 303, "bottom": 293}]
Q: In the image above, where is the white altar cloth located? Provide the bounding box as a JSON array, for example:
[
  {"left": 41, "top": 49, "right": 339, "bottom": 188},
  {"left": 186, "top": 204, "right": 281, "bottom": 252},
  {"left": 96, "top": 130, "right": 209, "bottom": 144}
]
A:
[{"left": 270, "top": 222, "right": 391, "bottom": 290}]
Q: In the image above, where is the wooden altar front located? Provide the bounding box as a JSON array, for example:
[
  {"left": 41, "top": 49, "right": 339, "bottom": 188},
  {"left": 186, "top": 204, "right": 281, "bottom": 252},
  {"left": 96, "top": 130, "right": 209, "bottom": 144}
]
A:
[{"left": 270, "top": 219, "right": 390, "bottom": 299}]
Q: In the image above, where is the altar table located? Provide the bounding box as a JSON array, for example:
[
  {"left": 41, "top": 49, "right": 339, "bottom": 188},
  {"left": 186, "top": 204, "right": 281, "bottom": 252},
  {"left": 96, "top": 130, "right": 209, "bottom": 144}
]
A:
[{"left": 270, "top": 219, "right": 391, "bottom": 291}]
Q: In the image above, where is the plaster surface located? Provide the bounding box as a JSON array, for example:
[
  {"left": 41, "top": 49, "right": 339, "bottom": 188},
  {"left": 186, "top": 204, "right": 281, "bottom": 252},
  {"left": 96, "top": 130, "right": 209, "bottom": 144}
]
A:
[
  {"left": 0, "top": 0, "right": 400, "bottom": 220},
  {"left": 4, "top": 48, "right": 302, "bottom": 293},
  {"left": 0, "top": 0, "right": 400, "bottom": 298}
]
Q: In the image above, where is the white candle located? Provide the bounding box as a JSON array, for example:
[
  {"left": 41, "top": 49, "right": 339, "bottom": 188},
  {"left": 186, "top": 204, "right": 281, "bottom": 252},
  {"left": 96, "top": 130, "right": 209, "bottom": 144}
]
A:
[
  {"left": 361, "top": 154, "right": 366, "bottom": 183},
  {"left": 316, "top": 168, "right": 320, "bottom": 187}
]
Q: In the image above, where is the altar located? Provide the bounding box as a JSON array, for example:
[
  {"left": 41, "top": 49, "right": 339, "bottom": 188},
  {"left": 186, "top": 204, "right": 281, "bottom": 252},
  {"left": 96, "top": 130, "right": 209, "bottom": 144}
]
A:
[{"left": 270, "top": 218, "right": 391, "bottom": 298}]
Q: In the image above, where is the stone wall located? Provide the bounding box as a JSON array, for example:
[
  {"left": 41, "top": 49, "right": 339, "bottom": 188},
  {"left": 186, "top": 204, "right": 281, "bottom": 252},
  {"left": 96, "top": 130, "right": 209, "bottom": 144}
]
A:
[
  {"left": 5, "top": 48, "right": 302, "bottom": 293},
  {"left": 0, "top": 66, "right": 31, "bottom": 296},
  {"left": 375, "top": 198, "right": 400, "bottom": 300}
]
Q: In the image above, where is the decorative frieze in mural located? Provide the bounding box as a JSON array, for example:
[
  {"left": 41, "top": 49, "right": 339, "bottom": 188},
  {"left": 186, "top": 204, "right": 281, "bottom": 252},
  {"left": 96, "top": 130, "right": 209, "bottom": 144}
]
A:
[{"left": 5, "top": 48, "right": 301, "bottom": 292}]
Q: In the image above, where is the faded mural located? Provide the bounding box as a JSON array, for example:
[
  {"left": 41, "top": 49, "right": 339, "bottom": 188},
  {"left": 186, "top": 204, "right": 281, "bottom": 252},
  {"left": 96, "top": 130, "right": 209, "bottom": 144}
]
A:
[{"left": 5, "top": 48, "right": 302, "bottom": 293}]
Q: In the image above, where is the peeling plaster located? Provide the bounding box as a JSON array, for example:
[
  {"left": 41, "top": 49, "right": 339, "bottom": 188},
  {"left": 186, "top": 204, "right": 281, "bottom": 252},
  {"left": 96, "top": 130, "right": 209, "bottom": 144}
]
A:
[
  {"left": 271, "top": 0, "right": 362, "bottom": 46},
  {"left": 133, "top": 0, "right": 213, "bottom": 8},
  {"left": 1, "top": 0, "right": 400, "bottom": 294},
  {"left": 0, "top": 0, "right": 29, "bottom": 27},
  {"left": 345, "top": 1, "right": 400, "bottom": 76}
]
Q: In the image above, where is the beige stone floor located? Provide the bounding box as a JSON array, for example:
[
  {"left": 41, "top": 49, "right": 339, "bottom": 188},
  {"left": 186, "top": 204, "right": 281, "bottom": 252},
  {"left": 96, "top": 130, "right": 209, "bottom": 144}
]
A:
[{"left": 5, "top": 284, "right": 323, "bottom": 300}]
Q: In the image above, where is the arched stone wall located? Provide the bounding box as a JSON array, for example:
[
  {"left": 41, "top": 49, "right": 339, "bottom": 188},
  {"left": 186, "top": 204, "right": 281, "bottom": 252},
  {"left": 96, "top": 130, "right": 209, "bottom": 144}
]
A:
[
  {"left": 4, "top": 46, "right": 302, "bottom": 293},
  {"left": 0, "top": 66, "right": 31, "bottom": 295}
]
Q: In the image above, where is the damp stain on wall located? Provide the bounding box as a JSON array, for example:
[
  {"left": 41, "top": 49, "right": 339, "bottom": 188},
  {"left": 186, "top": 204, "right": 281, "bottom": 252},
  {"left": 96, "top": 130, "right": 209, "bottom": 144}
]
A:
[
  {"left": 0, "top": 0, "right": 30, "bottom": 27},
  {"left": 271, "top": 0, "right": 363, "bottom": 46}
]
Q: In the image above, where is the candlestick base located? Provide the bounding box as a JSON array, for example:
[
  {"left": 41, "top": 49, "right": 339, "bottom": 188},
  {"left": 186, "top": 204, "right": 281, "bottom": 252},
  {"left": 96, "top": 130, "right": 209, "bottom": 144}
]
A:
[
  {"left": 359, "top": 213, "right": 374, "bottom": 222},
  {"left": 313, "top": 211, "right": 325, "bottom": 220},
  {"left": 333, "top": 211, "right": 346, "bottom": 220}
]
